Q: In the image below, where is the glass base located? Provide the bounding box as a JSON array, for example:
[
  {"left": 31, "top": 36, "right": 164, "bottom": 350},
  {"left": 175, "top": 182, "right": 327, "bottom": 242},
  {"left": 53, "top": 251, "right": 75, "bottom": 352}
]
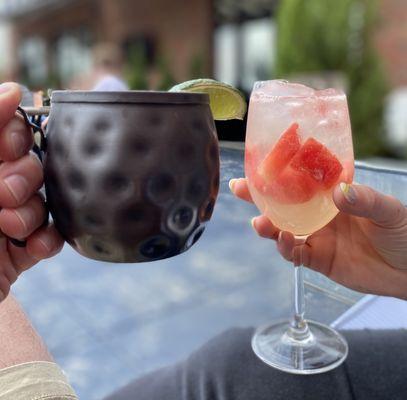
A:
[{"left": 252, "top": 320, "right": 348, "bottom": 374}]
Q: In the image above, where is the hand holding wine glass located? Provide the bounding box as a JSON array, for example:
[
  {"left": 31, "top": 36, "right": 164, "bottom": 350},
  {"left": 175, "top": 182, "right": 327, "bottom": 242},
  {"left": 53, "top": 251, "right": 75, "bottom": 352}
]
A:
[{"left": 230, "top": 178, "right": 407, "bottom": 300}]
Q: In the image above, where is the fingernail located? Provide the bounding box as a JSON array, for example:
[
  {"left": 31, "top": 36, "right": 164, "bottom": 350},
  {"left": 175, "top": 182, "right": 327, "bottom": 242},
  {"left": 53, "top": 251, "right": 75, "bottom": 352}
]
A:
[
  {"left": 340, "top": 182, "right": 357, "bottom": 204},
  {"left": 278, "top": 231, "right": 283, "bottom": 243},
  {"left": 10, "top": 132, "right": 27, "bottom": 158},
  {"left": 38, "top": 234, "right": 55, "bottom": 253},
  {"left": 0, "top": 82, "right": 13, "bottom": 95},
  {"left": 13, "top": 207, "right": 35, "bottom": 233},
  {"left": 3, "top": 175, "right": 28, "bottom": 203},
  {"left": 228, "top": 179, "right": 237, "bottom": 192},
  {"left": 250, "top": 217, "right": 258, "bottom": 230}
]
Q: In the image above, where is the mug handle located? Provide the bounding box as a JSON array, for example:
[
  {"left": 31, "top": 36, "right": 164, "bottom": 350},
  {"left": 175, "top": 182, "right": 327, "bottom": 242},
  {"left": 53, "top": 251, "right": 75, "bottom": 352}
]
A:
[
  {"left": 6, "top": 106, "right": 50, "bottom": 247},
  {"left": 17, "top": 106, "right": 48, "bottom": 155}
]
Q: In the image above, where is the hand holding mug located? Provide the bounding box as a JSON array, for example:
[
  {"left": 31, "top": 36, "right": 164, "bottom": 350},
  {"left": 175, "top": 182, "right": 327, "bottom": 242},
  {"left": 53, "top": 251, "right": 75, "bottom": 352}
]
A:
[{"left": 0, "top": 82, "right": 63, "bottom": 302}]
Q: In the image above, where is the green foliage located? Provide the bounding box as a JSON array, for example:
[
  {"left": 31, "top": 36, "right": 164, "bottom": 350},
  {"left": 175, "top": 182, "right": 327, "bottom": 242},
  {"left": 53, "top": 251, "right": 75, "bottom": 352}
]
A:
[
  {"left": 189, "top": 53, "right": 205, "bottom": 79},
  {"left": 126, "top": 44, "right": 148, "bottom": 90},
  {"left": 275, "top": 0, "right": 388, "bottom": 158},
  {"left": 156, "top": 56, "right": 176, "bottom": 91}
]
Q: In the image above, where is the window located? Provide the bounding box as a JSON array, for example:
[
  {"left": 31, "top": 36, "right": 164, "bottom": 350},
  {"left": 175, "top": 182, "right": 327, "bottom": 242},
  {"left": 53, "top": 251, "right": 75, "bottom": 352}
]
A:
[
  {"left": 214, "top": 18, "right": 276, "bottom": 92},
  {"left": 54, "top": 30, "right": 92, "bottom": 87},
  {"left": 241, "top": 19, "right": 275, "bottom": 91},
  {"left": 19, "top": 36, "right": 48, "bottom": 85},
  {"left": 214, "top": 24, "right": 238, "bottom": 87}
]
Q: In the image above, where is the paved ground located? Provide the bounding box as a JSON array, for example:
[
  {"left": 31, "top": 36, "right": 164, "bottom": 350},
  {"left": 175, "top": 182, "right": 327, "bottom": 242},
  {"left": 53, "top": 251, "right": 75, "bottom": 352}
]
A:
[{"left": 12, "top": 147, "right": 365, "bottom": 399}]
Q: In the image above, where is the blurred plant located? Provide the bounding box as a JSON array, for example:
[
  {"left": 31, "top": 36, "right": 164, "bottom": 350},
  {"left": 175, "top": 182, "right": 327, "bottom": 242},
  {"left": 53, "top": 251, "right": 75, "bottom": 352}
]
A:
[
  {"left": 189, "top": 53, "right": 205, "bottom": 79},
  {"left": 126, "top": 44, "right": 148, "bottom": 90},
  {"left": 156, "top": 56, "right": 176, "bottom": 91},
  {"left": 18, "top": 74, "right": 58, "bottom": 94},
  {"left": 45, "top": 72, "right": 60, "bottom": 91},
  {"left": 275, "top": 0, "right": 388, "bottom": 158}
]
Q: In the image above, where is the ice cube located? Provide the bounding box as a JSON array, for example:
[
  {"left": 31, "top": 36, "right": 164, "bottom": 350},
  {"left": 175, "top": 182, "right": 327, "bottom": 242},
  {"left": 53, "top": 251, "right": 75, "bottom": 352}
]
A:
[
  {"left": 253, "top": 80, "right": 316, "bottom": 98},
  {"left": 315, "top": 88, "right": 345, "bottom": 98}
]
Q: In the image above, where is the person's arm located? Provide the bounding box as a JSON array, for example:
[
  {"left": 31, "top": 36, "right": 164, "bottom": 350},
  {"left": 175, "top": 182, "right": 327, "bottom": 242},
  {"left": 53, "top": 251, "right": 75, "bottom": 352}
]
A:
[
  {"left": 0, "top": 293, "right": 52, "bottom": 369},
  {"left": 0, "top": 82, "right": 75, "bottom": 399},
  {"left": 0, "top": 293, "right": 78, "bottom": 399},
  {"left": 0, "top": 82, "right": 60, "bottom": 366}
]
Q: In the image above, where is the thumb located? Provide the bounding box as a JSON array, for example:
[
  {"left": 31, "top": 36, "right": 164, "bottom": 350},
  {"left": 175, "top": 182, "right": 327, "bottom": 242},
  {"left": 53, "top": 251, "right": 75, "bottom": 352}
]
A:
[
  {"left": 333, "top": 183, "right": 407, "bottom": 228},
  {"left": 0, "top": 83, "right": 22, "bottom": 130}
]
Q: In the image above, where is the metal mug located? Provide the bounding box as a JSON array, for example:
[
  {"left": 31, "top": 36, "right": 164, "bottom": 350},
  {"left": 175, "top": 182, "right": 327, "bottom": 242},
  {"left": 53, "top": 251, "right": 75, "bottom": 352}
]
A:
[{"left": 20, "top": 90, "right": 220, "bottom": 263}]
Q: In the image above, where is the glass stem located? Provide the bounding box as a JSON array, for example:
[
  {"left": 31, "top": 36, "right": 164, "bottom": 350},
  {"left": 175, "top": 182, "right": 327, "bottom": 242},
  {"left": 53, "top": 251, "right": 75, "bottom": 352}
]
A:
[
  {"left": 288, "top": 240, "right": 311, "bottom": 341},
  {"left": 293, "top": 266, "right": 306, "bottom": 326}
]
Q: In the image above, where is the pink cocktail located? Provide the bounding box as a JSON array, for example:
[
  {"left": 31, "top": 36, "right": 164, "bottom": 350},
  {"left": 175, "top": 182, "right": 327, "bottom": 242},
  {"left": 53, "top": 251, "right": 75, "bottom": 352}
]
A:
[
  {"left": 245, "top": 80, "right": 354, "bottom": 374},
  {"left": 245, "top": 80, "right": 354, "bottom": 236}
]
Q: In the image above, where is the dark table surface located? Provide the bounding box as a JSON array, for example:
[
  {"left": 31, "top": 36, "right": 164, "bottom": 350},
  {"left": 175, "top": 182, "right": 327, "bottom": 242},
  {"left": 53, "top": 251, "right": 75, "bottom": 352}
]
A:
[{"left": 12, "top": 143, "right": 407, "bottom": 399}]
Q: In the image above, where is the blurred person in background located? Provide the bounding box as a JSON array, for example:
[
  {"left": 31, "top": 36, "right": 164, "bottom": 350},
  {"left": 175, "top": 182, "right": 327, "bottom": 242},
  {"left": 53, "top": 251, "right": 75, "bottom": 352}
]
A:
[{"left": 70, "top": 42, "right": 129, "bottom": 91}]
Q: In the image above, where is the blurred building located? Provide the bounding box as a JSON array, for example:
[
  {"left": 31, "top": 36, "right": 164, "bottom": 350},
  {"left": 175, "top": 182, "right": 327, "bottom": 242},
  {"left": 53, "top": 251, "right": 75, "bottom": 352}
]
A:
[
  {"left": 0, "top": 0, "right": 214, "bottom": 88},
  {"left": 0, "top": 0, "right": 280, "bottom": 91},
  {"left": 2, "top": 0, "right": 405, "bottom": 90},
  {"left": 375, "top": 0, "right": 407, "bottom": 88},
  {"left": 375, "top": 0, "right": 407, "bottom": 152}
]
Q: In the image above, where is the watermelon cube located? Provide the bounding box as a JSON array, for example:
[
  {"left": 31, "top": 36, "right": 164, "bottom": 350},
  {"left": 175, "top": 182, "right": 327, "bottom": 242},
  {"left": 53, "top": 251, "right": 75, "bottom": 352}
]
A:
[
  {"left": 268, "top": 166, "right": 319, "bottom": 204},
  {"left": 245, "top": 146, "right": 268, "bottom": 194},
  {"left": 290, "top": 138, "right": 343, "bottom": 189},
  {"left": 248, "top": 124, "right": 344, "bottom": 204},
  {"left": 258, "top": 123, "right": 301, "bottom": 181}
]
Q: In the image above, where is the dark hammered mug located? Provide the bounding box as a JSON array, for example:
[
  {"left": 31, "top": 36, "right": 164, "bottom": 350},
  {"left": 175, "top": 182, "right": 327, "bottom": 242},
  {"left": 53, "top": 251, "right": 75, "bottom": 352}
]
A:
[{"left": 22, "top": 91, "right": 220, "bottom": 263}]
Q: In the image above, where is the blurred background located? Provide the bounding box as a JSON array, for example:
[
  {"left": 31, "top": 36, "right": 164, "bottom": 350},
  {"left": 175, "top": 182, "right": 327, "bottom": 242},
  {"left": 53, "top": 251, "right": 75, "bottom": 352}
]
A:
[{"left": 0, "top": 0, "right": 406, "bottom": 160}]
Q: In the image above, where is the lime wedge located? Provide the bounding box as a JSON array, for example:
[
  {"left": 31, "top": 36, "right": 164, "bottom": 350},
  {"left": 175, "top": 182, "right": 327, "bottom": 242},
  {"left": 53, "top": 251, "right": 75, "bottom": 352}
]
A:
[{"left": 169, "top": 78, "right": 247, "bottom": 120}]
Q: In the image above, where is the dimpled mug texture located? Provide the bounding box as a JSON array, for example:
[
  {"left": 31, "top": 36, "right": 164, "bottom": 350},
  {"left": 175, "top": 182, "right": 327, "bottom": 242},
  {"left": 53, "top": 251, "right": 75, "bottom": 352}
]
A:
[{"left": 44, "top": 91, "right": 220, "bottom": 263}]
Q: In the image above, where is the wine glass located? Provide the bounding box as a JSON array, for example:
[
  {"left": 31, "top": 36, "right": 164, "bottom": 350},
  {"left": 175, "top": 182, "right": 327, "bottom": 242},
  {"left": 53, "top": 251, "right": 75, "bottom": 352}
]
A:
[{"left": 245, "top": 80, "right": 354, "bottom": 374}]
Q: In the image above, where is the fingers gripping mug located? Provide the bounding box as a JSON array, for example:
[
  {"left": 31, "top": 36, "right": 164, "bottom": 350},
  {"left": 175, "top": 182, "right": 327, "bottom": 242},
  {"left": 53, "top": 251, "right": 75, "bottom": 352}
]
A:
[{"left": 19, "top": 91, "right": 220, "bottom": 263}]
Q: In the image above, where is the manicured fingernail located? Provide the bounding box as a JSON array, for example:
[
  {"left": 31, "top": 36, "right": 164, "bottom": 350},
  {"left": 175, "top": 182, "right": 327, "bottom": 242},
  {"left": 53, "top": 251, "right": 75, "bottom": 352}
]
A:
[
  {"left": 11, "top": 132, "right": 27, "bottom": 158},
  {"left": 0, "top": 82, "right": 13, "bottom": 95},
  {"left": 3, "top": 175, "right": 28, "bottom": 203},
  {"left": 340, "top": 182, "right": 356, "bottom": 204},
  {"left": 228, "top": 179, "right": 237, "bottom": 192},
  {"left": 250, "top": 217, "right": 258, "bottom": 230}
]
